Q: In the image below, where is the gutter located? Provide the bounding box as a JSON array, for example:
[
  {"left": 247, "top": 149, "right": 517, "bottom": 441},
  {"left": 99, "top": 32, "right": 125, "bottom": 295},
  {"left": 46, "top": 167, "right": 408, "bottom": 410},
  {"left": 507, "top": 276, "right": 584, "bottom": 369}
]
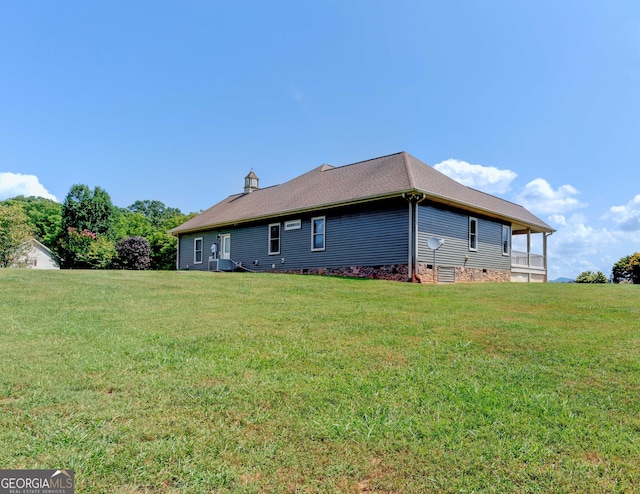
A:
[
  {"left": 170, "top": 188, "right": 554, "bottom": 236},
  {"left": 403, "top": 192, "right": 426, "bottom": 282},
  {"left": 176, "top": 233, "right": 180, "bottom": 270},
  {"left": 169, "top": 191, "right": 404, "bottom": 235}
]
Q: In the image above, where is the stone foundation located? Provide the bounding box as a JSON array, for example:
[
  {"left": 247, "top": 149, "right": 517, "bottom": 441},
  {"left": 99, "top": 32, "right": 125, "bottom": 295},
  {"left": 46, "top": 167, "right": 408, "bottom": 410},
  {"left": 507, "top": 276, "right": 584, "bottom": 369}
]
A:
[
  {"left": 417, "top": 264, "right": 510, "bottom": 283},
  {"left": 279, "top": 264, "right": 510, "bottom": 283},
  {"left": 281, "top": 264, "right": 409, "bottom": 282}
]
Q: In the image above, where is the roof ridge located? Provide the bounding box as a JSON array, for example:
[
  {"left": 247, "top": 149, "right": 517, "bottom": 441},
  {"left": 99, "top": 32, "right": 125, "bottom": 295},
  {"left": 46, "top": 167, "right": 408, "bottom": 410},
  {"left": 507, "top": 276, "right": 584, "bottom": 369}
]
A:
[
  {"left": 320, "top": 151, "right": 406, "bottom": 172},
  {"left": 401, "top": 151, "right": 416, "bottom": 188}
]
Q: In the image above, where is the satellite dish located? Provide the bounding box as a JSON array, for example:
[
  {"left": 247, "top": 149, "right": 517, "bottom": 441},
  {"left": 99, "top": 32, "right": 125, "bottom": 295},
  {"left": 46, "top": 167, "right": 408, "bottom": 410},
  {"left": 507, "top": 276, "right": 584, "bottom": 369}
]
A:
[{"left": 427, "top": 237, "right": 444, "bottom": 250}]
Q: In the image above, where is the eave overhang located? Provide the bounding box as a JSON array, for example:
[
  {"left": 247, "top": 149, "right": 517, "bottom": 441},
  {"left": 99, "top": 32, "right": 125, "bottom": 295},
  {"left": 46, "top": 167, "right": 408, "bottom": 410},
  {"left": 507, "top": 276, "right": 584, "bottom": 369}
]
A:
[
  {"left": 171, "top": 188, "right": 554, "bottom": 236},
  {"left": 170, "top": 191, "right": 401, "bottom": 235},
  {"left": 421, "top": 190, "right": 555, "bottom": 234}
]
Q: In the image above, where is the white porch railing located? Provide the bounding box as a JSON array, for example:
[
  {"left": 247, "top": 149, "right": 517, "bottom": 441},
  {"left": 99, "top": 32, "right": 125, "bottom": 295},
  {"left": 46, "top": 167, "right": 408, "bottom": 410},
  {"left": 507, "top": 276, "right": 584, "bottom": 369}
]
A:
[{"left": 511, "top": 250, "right": 545, "bottom": 269}]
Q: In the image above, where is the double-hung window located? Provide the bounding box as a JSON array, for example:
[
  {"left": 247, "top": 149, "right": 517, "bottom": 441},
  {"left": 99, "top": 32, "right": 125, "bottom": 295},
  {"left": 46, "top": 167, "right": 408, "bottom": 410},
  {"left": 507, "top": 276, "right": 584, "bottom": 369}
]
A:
[
  {"left": 194, "top": 237, "right": 203, "bottom": 264},
  {"left": 502, "top": 225, "right": 510, "bottom": 256},
  {"left": 468, "top": 217, "right": 478, "bottom": 251},
  {"left": 311, "top": 216, "right": 325, "bottom": 251},
  {"left": 269, "top": 223, "right": 281, "bottom": 255}
]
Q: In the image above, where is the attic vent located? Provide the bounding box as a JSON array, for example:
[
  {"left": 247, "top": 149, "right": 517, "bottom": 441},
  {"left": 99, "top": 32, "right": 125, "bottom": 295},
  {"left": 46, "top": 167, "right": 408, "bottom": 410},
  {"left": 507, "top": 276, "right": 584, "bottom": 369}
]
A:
[{"left": 244, "top": 170, "right": 259, "bottom": 193}]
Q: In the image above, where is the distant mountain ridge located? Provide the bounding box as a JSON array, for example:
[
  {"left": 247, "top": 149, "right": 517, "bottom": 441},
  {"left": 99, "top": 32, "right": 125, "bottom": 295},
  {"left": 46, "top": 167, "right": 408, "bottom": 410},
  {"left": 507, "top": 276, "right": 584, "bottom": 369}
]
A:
[{"left": 551, "top": 277, "right": 574, "bottom": 283}]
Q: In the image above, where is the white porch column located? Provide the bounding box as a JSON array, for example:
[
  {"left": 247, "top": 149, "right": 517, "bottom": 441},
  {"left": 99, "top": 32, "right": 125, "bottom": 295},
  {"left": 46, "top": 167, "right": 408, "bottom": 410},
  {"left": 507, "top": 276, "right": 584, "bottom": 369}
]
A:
[
  {"left": 543, "top": 232, "right": 549, "bottom": 282},
  {"left": 527, "top": 230, "right": 531, "bottom": 282},
  {"left": 407, "top": 200, "right": 413, "bottom": 282}
]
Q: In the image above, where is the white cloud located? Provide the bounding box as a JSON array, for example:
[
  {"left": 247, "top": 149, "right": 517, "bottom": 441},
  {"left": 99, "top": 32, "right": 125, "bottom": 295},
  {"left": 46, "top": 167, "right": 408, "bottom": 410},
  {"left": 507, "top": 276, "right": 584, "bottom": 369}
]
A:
[
  {"left": 515, "top": 178, "right": 584, "bottom": 215},
  {"left": 548, "top": 215, "right": 611, "bottom": 257},
  {"left": 433, "top": 159, "right": 517, "bottom": 194},
  {"left": 607, "top": 194, "right": 640, "bottom": 231},
  {"left": 433, "top": 159, "right": 634, "bottom": 279},
  {"left": 0, "top": 172, "right": 58, "bottom": 201},
  {"left": 546, "top": 215, "right": 612, "bottom": 278},
  {"left": 543, "top": 214, "right": 632, "bottom": 279}
]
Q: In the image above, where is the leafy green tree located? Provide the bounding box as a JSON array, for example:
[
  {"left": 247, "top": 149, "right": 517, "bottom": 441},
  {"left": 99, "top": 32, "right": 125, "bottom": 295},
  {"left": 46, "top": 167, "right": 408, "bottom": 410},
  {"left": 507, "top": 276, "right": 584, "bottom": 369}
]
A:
[
  {"left": 62, "top": 227, "right": 94, "bottom": 268},
  {"left": 612, "top": 253, "right": 640, "bottom": 284},
  {"left": 61, "top": 184, "right": 116, "bottom": 237},
  {"left": 57, "top": 185, "right": 116, "bottom": 268},
  {"left": 112, "top": 204, "right": 195, "bottom": 270},
  {"left": 112, "top": 209, "right": 154, "bottom": 239},
  {"left": 59, "top": 228, "right": 116, "bottom": 269},
  {"left": 575, "top": 271, "right": 608, "bottom": 284},
  {"left": 147, "top": 212, "right": 197, "bottom": 270},
  {"left": 631, "top": 254, "right": 640, "bottom": 284},
  {"left": 127, "top": 200, "right": 182, "bottom": 229},
  {"left": 0, "top": 203, "right": 33, "bottom": 267},
  {"left": 2, "top": 195, "right": 62, "bottom": 249},
  {"left": 612, "top": 255, "right": 631, "bottom": 283}
]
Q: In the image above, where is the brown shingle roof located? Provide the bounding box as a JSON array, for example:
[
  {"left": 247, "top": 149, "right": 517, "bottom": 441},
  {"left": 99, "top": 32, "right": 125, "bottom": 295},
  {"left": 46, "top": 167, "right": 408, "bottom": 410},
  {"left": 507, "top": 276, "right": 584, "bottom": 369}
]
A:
[{"left": 171, "top": 152, "right": 553, "bottom": 234}]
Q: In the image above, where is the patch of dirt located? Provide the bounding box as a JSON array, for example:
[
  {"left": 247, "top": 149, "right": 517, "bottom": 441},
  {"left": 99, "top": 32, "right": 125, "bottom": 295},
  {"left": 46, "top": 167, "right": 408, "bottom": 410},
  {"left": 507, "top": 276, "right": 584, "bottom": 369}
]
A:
[{"left": 584, "top": 450, "right": 603, "bottom": 464}]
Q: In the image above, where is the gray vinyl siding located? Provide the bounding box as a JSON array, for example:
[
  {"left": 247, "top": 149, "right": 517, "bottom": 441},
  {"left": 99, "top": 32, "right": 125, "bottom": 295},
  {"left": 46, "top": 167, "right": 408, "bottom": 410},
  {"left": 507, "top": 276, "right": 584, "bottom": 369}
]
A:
[
  {"left": 178, "top": 232, "right": 221, "bottom": 271},
  {"left": 417, "top": 203, "right": 510, "bottom": 271},
  {"left": 177, "top": 201, "right": 409, "bottom": 272}
]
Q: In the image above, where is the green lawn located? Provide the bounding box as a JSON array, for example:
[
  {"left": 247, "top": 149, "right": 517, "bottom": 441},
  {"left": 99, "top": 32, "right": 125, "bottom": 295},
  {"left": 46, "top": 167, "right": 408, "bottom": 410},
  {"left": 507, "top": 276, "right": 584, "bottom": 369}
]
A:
[{"left": 0, "top": 270, "right": 639, "bottom": 493}]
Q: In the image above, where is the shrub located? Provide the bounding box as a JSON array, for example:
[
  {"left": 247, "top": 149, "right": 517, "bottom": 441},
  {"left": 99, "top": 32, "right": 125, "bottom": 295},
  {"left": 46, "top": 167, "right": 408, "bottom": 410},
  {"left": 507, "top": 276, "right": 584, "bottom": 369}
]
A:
[
  {"left": 575, "top": 271, "right": 607, "bottom": 284},
  {"left": 114, "top": 236, "right": 151, "bottom": 270},
  {"left": 80, "top": 237, "right": 116, "bottom": 269},
  {"left": 148, "top": 231, "right": 177, "bottom": 270}
]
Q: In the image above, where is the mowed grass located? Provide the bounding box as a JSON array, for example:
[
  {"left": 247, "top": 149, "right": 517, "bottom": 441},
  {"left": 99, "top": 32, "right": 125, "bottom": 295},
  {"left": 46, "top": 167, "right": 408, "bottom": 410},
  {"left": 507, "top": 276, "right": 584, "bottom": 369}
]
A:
[{"left": 0, "top": 270, "right": 639, "bottom": 493}]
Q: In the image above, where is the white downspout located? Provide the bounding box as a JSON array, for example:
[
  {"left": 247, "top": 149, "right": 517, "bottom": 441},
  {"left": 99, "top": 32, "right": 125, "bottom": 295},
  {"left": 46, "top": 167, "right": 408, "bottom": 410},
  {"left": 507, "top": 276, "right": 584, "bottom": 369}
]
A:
[
  {"left": 543, "top": 231, "right": 552, "bottom": 282},
  {"left": 527, "top": 229, "right": 531, "bottom": 282},
  {"left": 405, "top": 193, "right": 426, "bottom": 282},
  {"left": 407, "top": 197, "right": 413, "bottom": 282},
  {"left": 176, "top": 235, "right": 180, "bottom": 270},
  {"left": 414, "top": 195, "right": 426, "bottom": 281}
]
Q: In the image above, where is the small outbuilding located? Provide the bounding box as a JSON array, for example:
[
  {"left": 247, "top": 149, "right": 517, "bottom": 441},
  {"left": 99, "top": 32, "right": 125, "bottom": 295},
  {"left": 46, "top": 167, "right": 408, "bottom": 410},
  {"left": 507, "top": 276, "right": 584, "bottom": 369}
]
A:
[{"left": 10, "top": 239, "right": 60, "bottom": 269}]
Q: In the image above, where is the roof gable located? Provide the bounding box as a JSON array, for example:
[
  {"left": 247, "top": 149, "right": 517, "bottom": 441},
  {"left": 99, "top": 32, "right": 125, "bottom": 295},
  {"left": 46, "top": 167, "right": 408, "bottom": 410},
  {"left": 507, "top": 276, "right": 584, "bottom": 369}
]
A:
[
  {"left": 20, "top": 238, "right": 57, "bottom": 256},
  {"left": 171, "top": 152, "right": 553, "bottom": 234}
]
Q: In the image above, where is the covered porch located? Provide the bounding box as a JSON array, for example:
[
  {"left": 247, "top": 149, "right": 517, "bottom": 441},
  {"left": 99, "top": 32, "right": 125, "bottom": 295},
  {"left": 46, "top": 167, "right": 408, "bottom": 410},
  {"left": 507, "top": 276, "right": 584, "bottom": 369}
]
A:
[{"left": 510, "top": 227, "right": 553, "bottom": 282}]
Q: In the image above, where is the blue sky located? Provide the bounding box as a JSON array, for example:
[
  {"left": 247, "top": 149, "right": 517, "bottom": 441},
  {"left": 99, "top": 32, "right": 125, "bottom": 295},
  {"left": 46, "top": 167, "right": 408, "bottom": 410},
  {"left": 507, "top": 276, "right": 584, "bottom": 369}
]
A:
[{"left": 1, "top": 1, "right": 639, "bottom": 279}]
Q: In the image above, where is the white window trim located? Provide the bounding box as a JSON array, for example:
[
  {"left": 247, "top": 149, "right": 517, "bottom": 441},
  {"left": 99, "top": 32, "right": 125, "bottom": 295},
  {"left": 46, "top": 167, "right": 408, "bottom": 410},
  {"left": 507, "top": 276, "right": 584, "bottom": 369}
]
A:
[
  {"left": 194, "top": 237, "right": 203, "bottom": 264},
  {"left": 311, "top": 216, "right": 326, "bottom": 252},
  {"left": 268, "top": 223, "right": 281, "bottom": 255},
  {"left": 469, "top": 217, "right": 478, "bottom": 252},
  {"left": 220, "top": 233, "right": 231, "bottom": 260},
  {"left": 502, "top": 225, "right": 510, "bottom": 256}
]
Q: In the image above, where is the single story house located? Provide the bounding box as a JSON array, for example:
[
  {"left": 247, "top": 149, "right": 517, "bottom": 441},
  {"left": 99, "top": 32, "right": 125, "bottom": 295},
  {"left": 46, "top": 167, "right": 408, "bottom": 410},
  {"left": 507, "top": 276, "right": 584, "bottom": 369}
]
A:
[
  {"left": 170, "top": 152, "right": 554, "bottom": 283},
  {"left": 10, "top": 239, "right": 60, "bottom": 269}
]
